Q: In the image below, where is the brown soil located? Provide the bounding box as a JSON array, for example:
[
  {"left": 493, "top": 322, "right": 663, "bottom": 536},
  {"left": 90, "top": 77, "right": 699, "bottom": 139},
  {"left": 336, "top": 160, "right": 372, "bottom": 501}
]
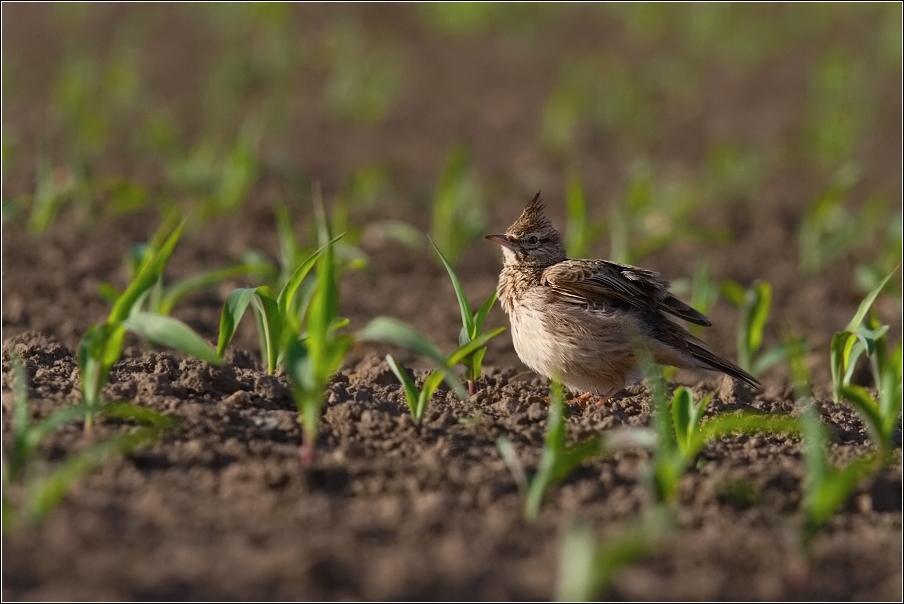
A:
[{"left": 2, "top": 4, "right": 902, "bottom": 601}]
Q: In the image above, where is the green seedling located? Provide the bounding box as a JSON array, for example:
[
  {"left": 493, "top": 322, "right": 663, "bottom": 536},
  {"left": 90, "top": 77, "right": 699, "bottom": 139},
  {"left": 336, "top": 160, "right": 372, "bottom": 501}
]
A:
[
  {"left": 24, "top": 153, "right": 83, "bottom": 234},
  {"left": 783, "top": 334, "right": 878, "bottom": 552},
  {"left": 830, "top": 268, "right": 902, "bottom": 457},
  {"left": 607, "top": 160, "right": 730, "bottom": 264},
  {"left": 496, "top": 381, "right": 604, "bottom": 521},
  {"left": 99, "top": 220, "right": 272, "bottom": 316},
  {"left": 359, "top": 317, "right": 501, "bottom": 421},
  {"left": 431, "top": 237, "right": 504, "bottom": 394},
  {"left": 430, "top": 143, "right": 486, "bottom": 267},
  {"left": 798, "top": 169, "right": 888, "bottom": 274},
  {"left": 564, "top": 168, "right": 605, "bottom": 259},
  {"left": 161, "top": 120, "right": 262, "bottom": 217},
  {"left": 3, "top": 359, "right": 175, "bottom": 529},
  {"left": 79, "top": 219, "right": 221, "bottom": 428},
  {"left": 855, "top": 210, "right": 902, "bottom": 299},
  {"left": 554, "top": 509, "right": 673, "bottom": 602},
  {"left": 322, "top": 20, "right": 403, "bottom": 125},
  {"left": 607, "top": 368, "right": 799, "bottom": 505},
  {"left": 723, "top": 279, "right": 809, "bottom": 376},
  {"left": 283, "top": 192, "right": 353, "bottom": 465},
  {"left": 799, "top": 402, "right": 878, "bottom": 552},
  {"left": 217, "top": 228, "right": 344, "bottom": 374},
  {"left": 670, "top": 260, "right": 721, "bottom": 339}
]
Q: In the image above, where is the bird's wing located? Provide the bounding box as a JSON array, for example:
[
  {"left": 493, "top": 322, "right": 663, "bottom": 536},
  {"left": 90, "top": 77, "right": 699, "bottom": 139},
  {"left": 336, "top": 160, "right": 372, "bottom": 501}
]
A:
[{"left": 541, "top": 259, "right": 712, "bottom": 327}]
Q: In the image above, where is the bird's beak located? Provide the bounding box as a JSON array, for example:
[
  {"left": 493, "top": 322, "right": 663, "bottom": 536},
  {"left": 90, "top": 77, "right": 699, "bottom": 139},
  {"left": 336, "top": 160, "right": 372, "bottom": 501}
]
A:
[{"left": 485, "top": 234, "right": 516, "bottom": 251}]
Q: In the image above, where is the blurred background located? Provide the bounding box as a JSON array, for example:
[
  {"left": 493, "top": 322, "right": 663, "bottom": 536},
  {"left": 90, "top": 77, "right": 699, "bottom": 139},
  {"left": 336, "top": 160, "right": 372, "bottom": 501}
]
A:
[{"left": 2, "top": 3, "right": 901, "bottom": 384}]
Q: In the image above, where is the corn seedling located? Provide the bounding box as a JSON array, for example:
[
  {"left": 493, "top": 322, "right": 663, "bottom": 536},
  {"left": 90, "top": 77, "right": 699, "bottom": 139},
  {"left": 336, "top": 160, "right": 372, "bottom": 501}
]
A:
[
  {"left": 608, "top": 160, "right": 729, "bottom": 264},
  {"left": 359, "top": 317, "right": 501, "bottom": 421},
  {"left": 830, "top": 268, "right": 902, "bottom": 457},
  {"left": 283, "top": 193, "right": 353, "bottom": 465},
  {"left": 495, "top": 381, "right": 603, "bottom": 521},
  {"left": 430, "top": 237, "right": 504, "bottom": 394},
  {"left": 798, "top": 170, "right": 887, "bottom": 274},
  {"left": 855, "top": 211, "right": 902, "bottom": 299},
  {"left": 722, "top": 279, "right": 809, "bottom": 376},
  {"left": 607, "top": 368, "right": 799, "bottom": 505},
  {"left": 554, "top": 509, "right": 673, "bottom": 602},
  {"left": 430, "top": 143, "right": 486, "bottom": 267},
  {"left": 3, "top": 359, "right": 175, "bottom": 529},
  {"left": 799, "top": 401, "right": 878, "bottom": 551},
  {"left": 99, "top": 221, "right": 272, "bottom": 316},
  {"left": 322, "top": 20, "right": 403, "bottom": 125},
  {"left": 79, "top": 219, "right": 222, "bottom": 428},
  {"left": 162, "top": 120, "right": 262, "bottom": 217},
  {"left": 217, "top": 225, "right": 344, "bottom": 374}
]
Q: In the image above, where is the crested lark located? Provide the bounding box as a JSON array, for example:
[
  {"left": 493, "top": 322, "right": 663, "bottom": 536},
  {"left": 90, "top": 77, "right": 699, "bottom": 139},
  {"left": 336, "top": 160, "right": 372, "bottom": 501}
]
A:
[{"left": 487, "top": 192, "right": 759, "bottom": 404}]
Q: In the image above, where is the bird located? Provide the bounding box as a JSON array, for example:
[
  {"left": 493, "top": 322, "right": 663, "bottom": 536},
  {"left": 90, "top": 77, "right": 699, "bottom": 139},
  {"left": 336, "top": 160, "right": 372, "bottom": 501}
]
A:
[{"left": 486, "top": 191, "right": 760, "bottom": 405}]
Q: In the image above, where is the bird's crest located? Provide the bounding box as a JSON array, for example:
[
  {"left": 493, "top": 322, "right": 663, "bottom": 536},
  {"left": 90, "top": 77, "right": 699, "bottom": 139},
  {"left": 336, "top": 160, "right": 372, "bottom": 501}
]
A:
[{"left": 508, "top": 191, "right": 555, "bottom": 235}]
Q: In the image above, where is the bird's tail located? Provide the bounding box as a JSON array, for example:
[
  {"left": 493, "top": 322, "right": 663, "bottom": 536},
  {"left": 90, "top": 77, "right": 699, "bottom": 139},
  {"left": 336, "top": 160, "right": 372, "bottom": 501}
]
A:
[{"left": 686, "top": 341, "right": 761, "bottom": 390}]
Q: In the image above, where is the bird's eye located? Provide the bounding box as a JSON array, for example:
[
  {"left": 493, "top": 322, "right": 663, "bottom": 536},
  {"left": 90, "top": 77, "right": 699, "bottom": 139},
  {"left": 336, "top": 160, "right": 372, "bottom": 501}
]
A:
[{"left": 526, "top": 235, "right": 540, "bottom": 246}]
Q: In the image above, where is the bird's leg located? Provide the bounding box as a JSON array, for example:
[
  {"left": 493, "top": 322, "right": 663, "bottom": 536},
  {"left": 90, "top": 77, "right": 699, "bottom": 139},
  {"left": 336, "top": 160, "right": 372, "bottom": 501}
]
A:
[
  {"left": 593, "top": 386, "right": 619, "bottom": 407},
  {"left": 570, "top": 392, "right": 595, "bottom": 407}
]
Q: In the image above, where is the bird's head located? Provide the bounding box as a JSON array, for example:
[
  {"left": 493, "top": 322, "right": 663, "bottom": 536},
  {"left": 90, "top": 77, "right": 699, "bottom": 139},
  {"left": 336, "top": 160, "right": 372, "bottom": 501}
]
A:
[{"left": 486, "top": 192, "right": 566, "bottom": 268}]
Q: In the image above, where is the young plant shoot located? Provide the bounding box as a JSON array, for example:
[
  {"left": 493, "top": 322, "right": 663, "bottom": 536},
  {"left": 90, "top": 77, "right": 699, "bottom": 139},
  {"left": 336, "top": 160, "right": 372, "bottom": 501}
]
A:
[
  {"left": 78, "top": 218, "right": 221, "bottom": 429},
  {"left": 430, "top": 236, "right": 505, "bottom": 394}
]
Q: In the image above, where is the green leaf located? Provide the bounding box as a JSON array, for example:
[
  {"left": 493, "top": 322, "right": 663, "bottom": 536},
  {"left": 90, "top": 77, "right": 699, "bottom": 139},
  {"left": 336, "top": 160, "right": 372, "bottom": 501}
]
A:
[
  {"left": 157, "top": 263, "right": 271, "bottom": 316},
  {"left": 99, "top": 402, "right": 178, "bottom": 430},
  {"left": 839, "top": 385, "right": 884, "bottom": 446},
  {"left": 359, "top": 317, "right": 449, "bottom": 370},
  {"left": 430, "top": 235, "right": 475, "bottom": 336},
  {"left": 25, "top": 427, "right": 163, "bottom": 524},
  {"left": 217, "top": 287, "right": 257, "bottom": 357},
  {"left": 249, "top": 286, "right": 282, "bottom": 374},
  {"left": 121, "top": 312, "right": 221, "bottom": 365},
  {"left": 845, "top": 266, "right": 897, "bottom": 332},
  {"left": 747, "top": 281, "right": 771, "bottom": 354},
  {"left": 110, "top": 218, "right": 187, "bottom": 322},
  {"left": 691, "top": 413, "right": 800, "bottom": 459},
  {"left": 473, "top": 289, "right": 499, "bottom": 334},
  {"left": 385, "top": 354, "right": 421, "bottom": 417},
  {"left": 670, "top": 387, "right": 692, "bottom": 454},
  {"left": 831, "top": 331, "right": 858, "bottom": 401},
  {"left": 276, "top": 233, "right": 346, "bottom": 323}
]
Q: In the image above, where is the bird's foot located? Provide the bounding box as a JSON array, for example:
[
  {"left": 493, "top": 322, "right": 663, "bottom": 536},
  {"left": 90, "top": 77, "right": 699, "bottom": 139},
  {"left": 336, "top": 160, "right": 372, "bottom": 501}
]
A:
[{"left": 569, "top": 392, "right": 595, "bottom": 407}]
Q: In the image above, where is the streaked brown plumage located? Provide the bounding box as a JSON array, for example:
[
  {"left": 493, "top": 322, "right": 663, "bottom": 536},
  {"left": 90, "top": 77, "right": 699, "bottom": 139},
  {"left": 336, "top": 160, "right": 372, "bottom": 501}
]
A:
[{"left": 486, "top": 192, "right": 760, "bottom": 404}]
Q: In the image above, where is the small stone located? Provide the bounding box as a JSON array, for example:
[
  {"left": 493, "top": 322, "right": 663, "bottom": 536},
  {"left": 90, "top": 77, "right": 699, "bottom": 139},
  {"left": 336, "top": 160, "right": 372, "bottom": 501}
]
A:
[{"left": 527, "top": 402, "right": 546, "bottom": 421}]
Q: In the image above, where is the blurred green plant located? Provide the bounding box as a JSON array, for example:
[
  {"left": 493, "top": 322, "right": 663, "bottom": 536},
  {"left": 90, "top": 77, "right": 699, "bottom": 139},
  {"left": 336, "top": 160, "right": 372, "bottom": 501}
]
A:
[
  {"left": 798, "top": 169, "right": 888, "bottom": 274},
  {"left": 322, "top": 21, "right": 402, "bottom": 125},
  {"left": 431, "top": 237, "right": 504, "bottom": 394},
  {"left": 855, "top": 210, "right": 902, "bottom": 299},
  {"left": 830, "top": 269, "right": 902, "bottom": 458},
  {"left": 722, "top": 279, "right": 809, "bottom": 377},
  {"left": 802, "top": 51, "right": 877, "bottom": 173},
  {"left": 541, "top": 55, "right": 657, "bottom": 156},
  {"left": 564, "top": 169, "right": 604, "bottom": 258},
  {"left": 607, "top": 160, "right": 729, "bottom": 264},
  {"left": 430, "top": 144, "right": 486, "bottom": 266},
  {"left": 157, "top": 119, "right": 263, "bottom": 217},
  {"left": 496, "top": 381, "right": 604, "bottom": 521},
  {"left": 3, "top": 358, "right": 175, "bottom": 529},
  {"left": 79, "top": 219, "right": 222, "bottom": 428},
  {"left": 554, "top": 509, "right": 673, "bottom": 602}
]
